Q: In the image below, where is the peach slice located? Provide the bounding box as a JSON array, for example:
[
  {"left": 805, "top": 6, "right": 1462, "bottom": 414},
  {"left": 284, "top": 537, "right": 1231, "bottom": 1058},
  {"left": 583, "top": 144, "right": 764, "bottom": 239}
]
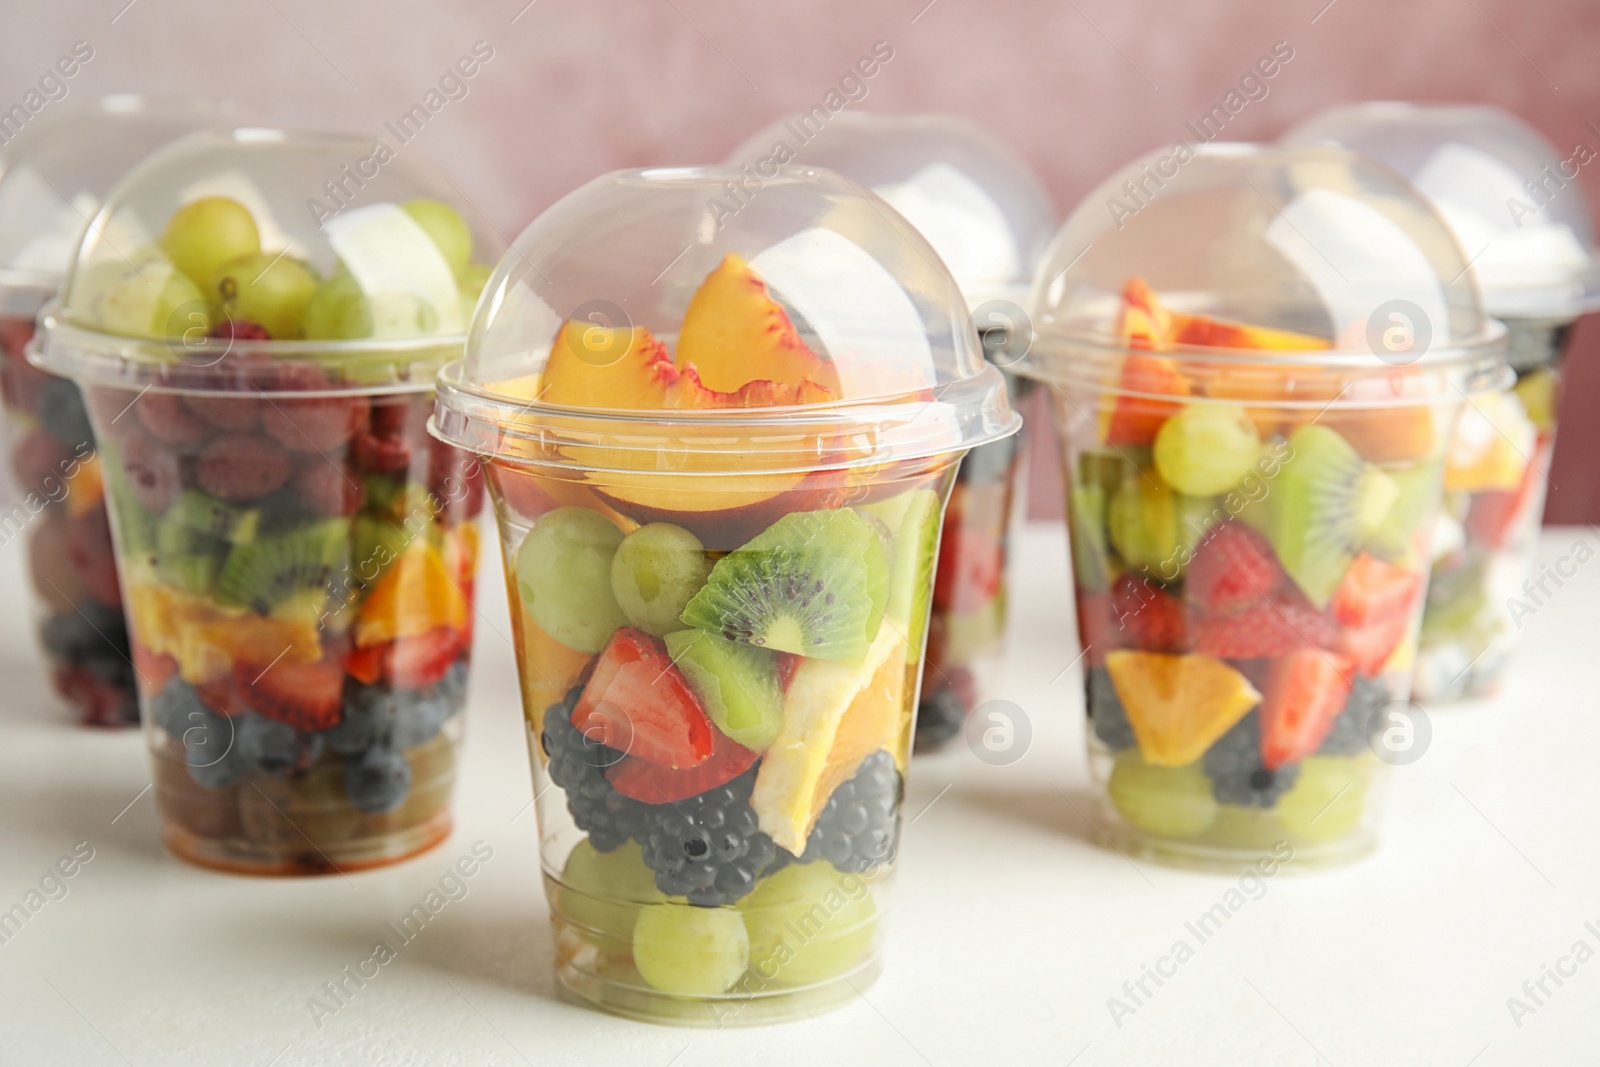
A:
[
  {"left": 514, "top": 604, "right": 595, "bottom": 749},
  {"left": 539, "top": 322, "right": 677, "bottom": 410},
  {"left": 676, "top": 253, "right": 841, "bottom": 394}
]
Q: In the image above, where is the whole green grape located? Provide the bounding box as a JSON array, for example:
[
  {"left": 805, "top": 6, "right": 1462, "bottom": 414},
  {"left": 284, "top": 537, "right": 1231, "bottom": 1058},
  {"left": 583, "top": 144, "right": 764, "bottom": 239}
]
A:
[
  {"left": 1277, "top": 756, "right": 1367, "bottom": 841},
  {"left": 1153, "top": 403, "right": 1261, "bottom": 496},
  {"left": 160, "top": 197, "right": 261, "bottom": 288},
  {"left": 96, "top": 257, "right": 211, "bottom": 341},
  {"left": 740, "top": 861, "right": 876, "bottom": 987},
  {"left": 302, "top": 270, "right": 367, "bottom": 340},
  {"left": 556, "top": 839, "right": 663, "bottom": 951},
  {"left": 611, "top": 523, "right": 710, "bottom": 636},
  {"left": 1108, "top": 750, "right": 1218, "bottom": 838},
  {"left": 632, "top": 901, "right": 749, "bottom": 996},
  {"left": 516, "top": 506, "right": 629, "bottom": 653},
  {"left": 403, "top": 198, "right": 472, "bottom": 274},
  {"left": 209, "top": 252, "right": 319, "bottom": 339}
]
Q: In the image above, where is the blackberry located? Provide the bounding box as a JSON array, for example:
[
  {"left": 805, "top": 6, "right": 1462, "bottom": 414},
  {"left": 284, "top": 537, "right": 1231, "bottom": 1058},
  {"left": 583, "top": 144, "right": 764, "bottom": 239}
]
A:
[
  {"left": 540, "top": 688, "right": 652, "bottom": 853},
  {"left": 1087, "top": 668, "right": 1135, "bottom": 751},
  {"left": 800, "top": 749, "right": 901, "bottom": 873},
  {"left": 914, "top": 685, "right": 967, "bottom": 752},
  {"left": 1202, "top": 712, "right": 1299, "bottom": 808},
  {"left": 639, "top": 765, "right": 783, "bottom": 906},
  {"left": 1319, "top": 676, "right": 1389, "bottom": 757},
  {"left": 37, "top": 378, "right": 94, "bottom": 452}
]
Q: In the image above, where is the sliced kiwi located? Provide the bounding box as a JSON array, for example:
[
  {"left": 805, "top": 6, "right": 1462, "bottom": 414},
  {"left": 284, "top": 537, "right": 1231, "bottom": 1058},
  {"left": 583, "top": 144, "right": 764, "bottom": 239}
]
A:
[
  {"left": 214, "top": 517, "right": 351, "bottom": 613},
  {"left": 1365, "top": 462, "right": 1440, "bottom": 563},
  {"left": 351, "top": 514, "right": 412, "bottom": 583},
  {"left": 1069, "top": 484, "right": 1115, "bottom": 592},
  {"left": 679, "top": 508, "right": 889, "bottom": 663},
  {"left": 165, "top": 489, "right": 260, "bottom": 544},
  {"left": 664, "top": 629, "right": 783, "bottom": 751},
  {"left": 860, "top": 489, "right": 941, "bottom": 659}
]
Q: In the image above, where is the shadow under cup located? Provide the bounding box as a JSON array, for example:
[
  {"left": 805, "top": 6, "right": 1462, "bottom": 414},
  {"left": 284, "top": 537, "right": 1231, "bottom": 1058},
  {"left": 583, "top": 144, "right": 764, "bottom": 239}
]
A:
[
  {"left": 77, "top": 374, "right": 484, "bottom": 875},
  {"left": 485, "top": 455, "right": 956, "bottom": 1025},
  {"left": 1047, "top": 359, "right": 1500, "bottom": 871}
]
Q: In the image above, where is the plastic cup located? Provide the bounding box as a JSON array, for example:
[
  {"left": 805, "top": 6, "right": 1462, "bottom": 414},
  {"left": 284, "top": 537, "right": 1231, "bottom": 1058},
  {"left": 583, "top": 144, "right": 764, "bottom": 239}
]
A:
[
  {"left": 1284, "top": 104, "right": 1600, "bottom": 702},
  {"left": 433, "top": 165, "right": 1015, "bottom": 1023},
  {"left": 34, "top": 129, "right": 500, "bottom": 873},
  {"left": 0, "top": 97, "right": 221, "bottom": 726},
  {"left": 727, "top": 113, "right": 1058, "bottom": 751},
  {"left": 1016, "top": 144, "right": 1507, "bottom": 870}
]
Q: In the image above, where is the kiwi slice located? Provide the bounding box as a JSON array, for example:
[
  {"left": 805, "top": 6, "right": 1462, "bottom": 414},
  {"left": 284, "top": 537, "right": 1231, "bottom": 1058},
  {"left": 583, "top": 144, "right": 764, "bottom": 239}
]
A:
[
  {"left": 1069, "top": 484, "right": 1115, "bottom": 593},
  {"left": 860, "top": 489, "right": 941, "bottom": 659},
  {"left": 679, "top": 508, "right": 889, "bottom": 663},
  {"left": 351, "top": 514, "right": 412, "bottom": 583},
  {"left": 1257, "top": 424, "right": 1396, "bottom": 607},
  {"left": 165, "top": 490, "right": 260, "bottom": 544},
  {"left": 664, "top": 629, "right": 783, "bottom": 751},
  {"left": 214, "top": 517, "right": 351, "bottom": 613},
  {"left": 1365, "top": 462, "right": 1440, "bottom": 563}
]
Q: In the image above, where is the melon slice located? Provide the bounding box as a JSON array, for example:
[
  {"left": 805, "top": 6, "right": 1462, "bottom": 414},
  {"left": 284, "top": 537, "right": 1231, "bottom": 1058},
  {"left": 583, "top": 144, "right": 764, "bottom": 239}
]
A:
[
  {"left": 1105, "top": 651, "right": 1260, "bottom": 767},
  {"left": 676, "top": 253, "right": 840, "bottom": 394}
]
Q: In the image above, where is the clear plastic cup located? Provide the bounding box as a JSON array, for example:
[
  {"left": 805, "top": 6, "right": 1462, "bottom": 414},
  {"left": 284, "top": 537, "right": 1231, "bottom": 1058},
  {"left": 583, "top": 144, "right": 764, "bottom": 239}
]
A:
[
  {"left": 727, "top": 113, "right": 1057, "bottom": 751},
  {"left": 432, "top": 165, "right": 1016, "bottom": 1023},
  {"left": 1284, "top": 104, "right": 1600, "bottom": 702},
  {"left": 34, "top": 128, "right": 500, "bottom": 873},
  {"left": 1016, "top": 144, "right": 1507, "bottom": 870},
  {"left": 0, "top": 96, "right": 223, "bottom": 726}
]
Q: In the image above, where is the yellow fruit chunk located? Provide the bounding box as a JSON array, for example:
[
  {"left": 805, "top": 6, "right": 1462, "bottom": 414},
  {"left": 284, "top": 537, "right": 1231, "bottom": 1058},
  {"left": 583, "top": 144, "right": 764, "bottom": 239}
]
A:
[
  {"left": 515, "top": 605, "right": 594, "bottom": 747},
  {"left": 355, "top": 540, "right": 469, "bottom": 648},
  {"left": 676, "top": 253, "right": 840, "bottom": 394},
  {"left": 64, "top": 456, "right": 103, "bottom": 519},
  {"left": 1105, "top": 651, "right": 1260, "bottom": 767},
  {"left": 752, "top": 628, "right": 904, "bottom": 854},
  {"left": 1445, "top": 390, "right": 1535, "bottom": 493},
  {"left": 539, "top": 322, "right": 676, "bottom": 410},
  {"left": 125, "top": 576, "right": 322, "bottom": 685}
]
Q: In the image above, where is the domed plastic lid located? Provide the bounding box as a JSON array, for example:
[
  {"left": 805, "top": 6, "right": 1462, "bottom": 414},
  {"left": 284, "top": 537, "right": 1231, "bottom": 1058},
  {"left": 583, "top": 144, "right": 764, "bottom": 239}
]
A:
[
  {"left": 1285, "top": 103, "right": 1600, "bottom": 320},
  {"left": 0, "top": 95, "right": 223, "bottom": 317},
  {"left": 725, "top": 113, "right": 1056, "bottom": 314},
  {"left": 1019, "top": 142, "right": 1504, "bottom": 395},
  {"left": 37, "top": 127, "right": 501, "bottom": 393},
  {"left": 432, "top": 165, "right": 1017, "bottom": 475}
]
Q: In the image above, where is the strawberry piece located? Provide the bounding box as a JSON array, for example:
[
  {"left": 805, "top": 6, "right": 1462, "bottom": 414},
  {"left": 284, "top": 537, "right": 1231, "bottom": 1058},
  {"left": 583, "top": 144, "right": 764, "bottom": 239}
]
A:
[
  {"left": 1465, "top": 448, "right": 1544, "bottom": 550},
  {"left": 386, "top": 626, "right": 465, "bottom": 689},
  {"left": 196, "top": 674, "right": 249, "bottom": 717},
  {"left": 607, "top": 726, "right": 757, "bottom": 803},
  {"left": 427, "top": 436, "right": 485, "bottom": 519},
  {"left": 1192, "top": 590, "right": 1339, "bottom": 659},
  {"left": 132, "top": 641, "right": 178, "bottom": 696},
  {"left": 933, "top": 528, "right": 1003, "bottom": 613},
  {"left": 344, "top": 643, "right": 385, "bottom": 686},
  {"left": 573, "top": 627, "right": 714, "bottom": 769},
  {"left": 1186, "top": 521, "right": 1283, "bottom": 613},
  {"left": 51, "top": 664, "right": 139, "bottom": 728},
  {"left": 1339, "top": 613, "right": 1411, "bottom": 677},
  {"left": 235, "top": 656, "right": 345, "bottom": 732},
  {"left": 210, "top": 319, "right": 271, "bottom": 341},
  {"left": 1075, "top": 591, "right": 1125, "bottom": 666},
  {"left": 1110, "top": 573, "right": 1189, "bottom": 652},
  {"left": 1260, "top": 649, "right": 1353, "bottom": 769},
  {"left": 1331, "top": 554, "right": 1423, "bottom": 627}
]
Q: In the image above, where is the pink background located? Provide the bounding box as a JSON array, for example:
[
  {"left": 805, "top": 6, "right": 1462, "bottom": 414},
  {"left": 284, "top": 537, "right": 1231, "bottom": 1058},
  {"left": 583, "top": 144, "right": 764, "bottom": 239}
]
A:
[{"left": 2, "top": 0, "right": 1597, "bottom": 519}]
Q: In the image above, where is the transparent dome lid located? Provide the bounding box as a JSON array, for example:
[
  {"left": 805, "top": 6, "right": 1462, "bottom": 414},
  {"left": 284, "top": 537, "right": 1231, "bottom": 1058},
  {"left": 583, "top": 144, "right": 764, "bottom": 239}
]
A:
[
  {"left": 1284, "top": 103, "right": 1600, "bottom": 321},
  {"left": 0, "top": 95, "right": 225, "bottom": 317},
  {"left": 1019, "top": 142, "right": 1504, "bottom": 395},
  {"left": 38, "top": 127, "right": 502, "bottom": 392},
  {"left": 725, "top": 113, "right": 1056, "bottom": 313},
  {"left": 433, "top": 165, "right": 1017, "bottom": 474}
]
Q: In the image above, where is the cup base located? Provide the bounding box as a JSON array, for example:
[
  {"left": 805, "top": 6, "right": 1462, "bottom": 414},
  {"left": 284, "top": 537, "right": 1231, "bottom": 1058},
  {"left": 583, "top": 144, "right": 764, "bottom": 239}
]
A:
[
  {"left": 160, "top": 809, "right": 453, "bottom": 876},
  {"left": 1101, "top": 813, "right": 1376, "bottom": 874}
]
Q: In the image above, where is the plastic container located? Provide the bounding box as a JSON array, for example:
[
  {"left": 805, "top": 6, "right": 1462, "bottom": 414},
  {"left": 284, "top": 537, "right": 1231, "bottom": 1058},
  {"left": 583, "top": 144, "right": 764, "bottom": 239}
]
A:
[
  {"left": 1284, "top": 104, "right": 1600, "bottom": 702},
  {"left": 727, "top": 113, "right": 1056, "bottom": 751},
  {"left": 432, "top": 165, "right": 1016, "bottom": 1023},
  {"left": 34, "top": 128, "right": 499, "bottom": 873},
  {"left": 0, "top": 96, "right": 222, "bottom": 726},
  {"left": 1016, "top": 143, "right": 1506, "bottom": 870}
]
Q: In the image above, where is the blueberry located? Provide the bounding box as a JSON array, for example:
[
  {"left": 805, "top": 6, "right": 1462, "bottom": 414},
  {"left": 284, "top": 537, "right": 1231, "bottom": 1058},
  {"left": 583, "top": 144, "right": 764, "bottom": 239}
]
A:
[
  {"left": 39, "top": 610, "right": 120, "bottom": 665},
  {"left": 37, "top": 378, "right": 94, "bottom": 452},
  {"left": 799, "top": 750, "right": 901, "bottom": 874},
  {"left": 391, "top": 684, "right": 459, "bottom": 750},
  {"left": 1087, "top": 668, "right": 1136, "bottom": 751},
  {"left": 914, "top": 686, "right": 967, "bottom": 752},
  {"left": 326, "top": 685, "right": 396, "bottom": 754},
  {"left": 343, "top": 744, "right": 413, "bottom": 814},
  {"left": 183, "top": 709, "right": 246, "bottom": 790},
  {"left": 1202, "top": 712, "right": 1299, "bottom": 808},
  {"left": 151, "top": 679, "right": 209, "bottom": 735},
  {"left": 237, "top": 713, "right": 323, "bottom": 776}
]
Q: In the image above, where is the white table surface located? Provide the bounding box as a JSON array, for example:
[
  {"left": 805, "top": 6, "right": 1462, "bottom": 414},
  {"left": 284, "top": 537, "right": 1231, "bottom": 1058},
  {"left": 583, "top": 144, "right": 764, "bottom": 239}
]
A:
[{"left": 1, "top": 521, "right": 1597, "bottom": 1066}]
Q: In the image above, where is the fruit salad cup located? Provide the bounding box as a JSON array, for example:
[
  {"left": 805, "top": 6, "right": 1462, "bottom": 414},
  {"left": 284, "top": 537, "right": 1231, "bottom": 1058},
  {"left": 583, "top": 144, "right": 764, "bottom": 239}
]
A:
[
  {"left": 35, "top": 129, "right": 499, "bottom": 873},
  {"left": 1018, "top": 145, "right": 1508, "bottom": 870},
  {"left": 433, "top": 166, "right": 1016, "bottom": 1023},
  {"left": 726, "top": 113, "right": 1058, "bottom": 751},
  {"left": 0, "top": 97, "right": 221, "bottom": 725},
  {"left": 1284, "top": 104, "right": 1600, "bottom": 702}
]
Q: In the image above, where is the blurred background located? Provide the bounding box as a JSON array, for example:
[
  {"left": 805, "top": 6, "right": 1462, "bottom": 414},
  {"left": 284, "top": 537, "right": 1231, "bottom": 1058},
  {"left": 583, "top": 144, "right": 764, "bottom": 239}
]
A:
[{"left": 2, "top": 0, "right": 1596, "bottom": 520}]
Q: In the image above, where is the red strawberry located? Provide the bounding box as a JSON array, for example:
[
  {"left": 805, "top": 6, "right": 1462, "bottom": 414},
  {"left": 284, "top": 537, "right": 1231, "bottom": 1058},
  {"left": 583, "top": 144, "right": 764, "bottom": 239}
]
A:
[
  {"left": 196, "top": 673, "right": 249, "bottom": 717},
  {"left": 573, "top": 627, "right": 714, "bottom": 769},
  {"left": 210, "top": 320, "right": 271, "bottom": 341},
  {"left": 137, "top": 392, "right": 214, "bottom": 448},
  {"left": 1075, "top": 591, "right": 1125, "bottom": 666},
  {"left": 607, "top": 727, "right": 757, "bottom": 803},
  {"left": 1260, "top": 649, "right": 1353, "bottom": 769},
  {"left": 1186, "top": 521, "right": 1283, "bottom": 613},
  {"left": 369, "top": 398, "right": 412, "bottom": 440},
  {"left": 1110, "top": 573, "right": 1189, "bottom": 652},
  {"left": 386, "top": 626, "right": 465, "bottom": 689},
  {"left": 132, "top": 641, "right": 178, "bottom": 696},
  {"left": 933, "top": 528, "right": 1003, "bottom": 613},
  {"left": 1339, "top": 613, "right": 1411, "bottom": 677},
  {"left": 1192, "top": 590, "right": 1339, "bottom": 659},
  {"left": 11, "top": 428, "right": 69, "bottom": 497},
  {"left": 427, "top": 436, "right": 485, "bottom": 518},
  {"left": 235, "top": 656, "right": 345, "bottom": 732},
  {"left": 1331, "top": 554, "right": 1423, "bottom": 627},
  {"left": 344, "top": 643, "right": 385, "bottom": 686},
  {"left": 1466, "top": 450, "right": 1544, "bottom": 550},
  {"left": 196, "top": 433, "right": 292, "bottom": 502}
]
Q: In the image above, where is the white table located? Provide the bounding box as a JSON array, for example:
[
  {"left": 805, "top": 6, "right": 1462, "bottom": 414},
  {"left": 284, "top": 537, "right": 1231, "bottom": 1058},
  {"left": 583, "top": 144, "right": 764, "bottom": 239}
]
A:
[{"left": 0, "top": 523, "right": 1595, "bottom": 1066}]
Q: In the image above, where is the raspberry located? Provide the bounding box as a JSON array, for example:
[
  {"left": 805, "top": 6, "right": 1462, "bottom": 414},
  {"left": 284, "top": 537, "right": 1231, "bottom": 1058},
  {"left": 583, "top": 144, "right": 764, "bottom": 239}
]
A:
[
  {"left": 136, "top": 392, "right": 213, "bottom": 448},
  {"left": 352, "top": 430, "right": 411, "bottom": 474},
  {"left": 120, "top": 430, "right": 183, "bottom": 513},
  {"left": 1187, "top": 521, "right": 1283, "bottom": 613},
  {"left": 292, "top": 460, "right": 362, "bottom": 516},
  {"left": 185, "top": 394, "right": 261, "bottom": 432},
  {"left": 196, "top": 433, "right": 292, "bottom": 502},
  {"left": 262, "top": 395, "right": 368, "bottom": 453}
]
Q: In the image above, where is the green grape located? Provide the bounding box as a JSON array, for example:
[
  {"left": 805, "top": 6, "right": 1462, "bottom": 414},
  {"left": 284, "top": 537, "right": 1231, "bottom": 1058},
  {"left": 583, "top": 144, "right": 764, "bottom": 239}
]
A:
[
  {"left": 556, "top": 839, "right": 663, "bottom": 950},
  {"left": 301, "top": 270, "right": 368, "bottom": 340},
  {"left": 458, "top": 262, "right": 492, "bottom": 303},
  {"left": 515, "top": 506, "right": 629, "bottom": 653},
  {"left": 1107, "top": 750, "right": 1218, "bottom": 838},
  {"left": 367, "top": 292, "right": 441, "bottom": 339},
  {"left": 1276, "top": 756, "right": 1367, "bottom": 841},
  {"left": 209, "top": 253, "right": 319, "bottom": 339},
  {"left": 160, "top": 196, "right": 261, "bottom": 289},
  {"left": 610, "top": 523, "right": 710, "bottom": 636},
  {"left": 1153, "top": 403, "right": 1261, "bottom": 496},
  {"left": 97, "top": 257, "right": 211, "bottom": 341},
  {"left": 402, "top": 198, "right": 473, "bottom": 274},
  {"left": 740, "top": 861, "right": 876, "bottom": 987},
  {"left": 632, "top": 901, "right": 749, "bottom": 996},
  {"left": 1107, "top": 477, "right": 1215, "bottom": 580}
]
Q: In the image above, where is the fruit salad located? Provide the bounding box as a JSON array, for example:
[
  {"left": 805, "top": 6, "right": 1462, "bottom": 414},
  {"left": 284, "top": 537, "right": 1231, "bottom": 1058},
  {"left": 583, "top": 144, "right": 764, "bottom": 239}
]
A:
[
  {"left": 1065, "top": 280, "right": 1444, "bottom": 864},
  {"left": 37, "top": 153, "right": 494, "bottom": 873},
  {"left": 480, "top": 252, "right": 951, "bottom": 1019}
]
